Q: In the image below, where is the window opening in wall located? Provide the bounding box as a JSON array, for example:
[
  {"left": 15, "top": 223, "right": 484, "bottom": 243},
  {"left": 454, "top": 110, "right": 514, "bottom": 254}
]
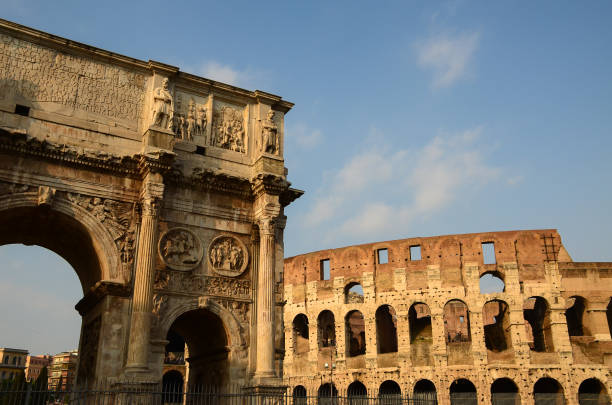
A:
[
  {"left": 375, "top": 305, "right": 398, "bottom": 354},
  {"left": 444, "top": 300, "right": 471, "bottom": 343},
  {"left": 413, "top": 380, "right": 437, "bottom": 401},
  {"left": 345, "top": 310, "right": 366, "bottom": 357},
  {"left": 195, "top": 146, "right": 206, "bottom": 155},
  {"left": 524, "top": 297, "right": 554, "bottom": 352},
  {"left": 292, "top": 314, "right": 310, "bottom": 355},
  {"left": 317, "top": 310, "right": 336, "bottom": 348},
  {"left": 565, "top": 296, "right": 586, "bottom": 337},
  {"left": 578, "top": 378, "right": 609, "bottom": 405},
  {"left": 459, "top": 316, "right": 464, "bottom": 323},
  {"left": 377, "top": 248, "right": 388, "bottom": 264},
  {"left": 344, "top": 282, "right": 364, "bottom": 304},
  {"left": 534, "top": 378, "right": 564, "bottom": 405},
  {"left": 483, "top": 300, "right": 512, "bottom": 353},
  {"left": 410, "top": 245, "right": 421, "bottom": 261},
  {"left": 14, "top": 104, "right": 30, "bottom": 116},
  {"left": 320, "top": 259, "right": 330, "bottom": 280},
  {"left": 607, "top": 299, "right": 612, "bottom": 338},
  {"left": 479, "top": 272, "right": 505, "bottom": 294},
  {"left": 482, "top": 242, "right": 496, "bottom": 264}
]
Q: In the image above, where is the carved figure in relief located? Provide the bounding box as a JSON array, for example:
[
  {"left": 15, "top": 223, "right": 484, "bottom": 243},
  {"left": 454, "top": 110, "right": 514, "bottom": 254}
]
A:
[
  {"left": 261, "top": 110, "right": 279, "bottom": 155},
  {"left": 208, "top": 236, "right": 248, "bottom": 277},
  {"left": 213, "top": 106, "right": 246, "bottom": 153},
  {"left": 185, "top": 98, "right": 196, "bottom": 141},
  {"left": 151, "top": 78, "right": 174, "bottom": 130},
  {"left": 196, "top": 106, "right": 207, "bottom": 136},
  {"left": 159, "top": 228, "right": 203, "bottom": 271}
]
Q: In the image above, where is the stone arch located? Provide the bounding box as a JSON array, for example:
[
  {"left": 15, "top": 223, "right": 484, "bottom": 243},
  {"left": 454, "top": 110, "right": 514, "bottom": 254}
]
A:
[
  {"left": 0, "top": 192, "right": 124, "bottom": 290},
  {"left": 607, "top": 298, "right": 612, "bottom": 338},
  {"left": 414, "top": 379, "right": 437, "bottom": 397},
  {"left": 479, "top": 271, "right": 505, "bottom": 294},
  {"left": 347, "top": 380, "right": 368, "bottom": 397},
  {"left": 376, "top": 304, "right": 398, "bottom": 354},
  {"left": 491, "top": 378, "right": 520, "bottom": 405},
  {"left": 159, "top": 298, "right": 243, "bottom": 352},
  {"left": 162, "top": 370, "right": 184, "bottom": 403},
  {"left": 318, "top": 382, "right": 338, "bottom": 397},
  {"left": 345, "top": 310, "right": 366, "bottom": 357},
  {"left": 444, "top": 299, "right": 471, "bottom": 342},
  {"left": 450, "top": 379, "right": 477, "bottom": 405},
  {"left": 409, "top": 302, "right": 433, "bottom": 366},
  {"left": 524, "top": 297, "right": 554, "bottom": 352},
  {"left": 293, "top": 385, "right": 307, "bottom": 405},
  {"left": 318, "top": 310, "right": 336, "bottom": 349},
  {"left": 565, "top": 296, "right": 588, "bottom": 337},
  {"left": 533, "top": 377, "right": 564, "bottom": 405},
  {"left": 380, "top": 380, "right": 401, "bottom": 396},
  {"left": 578, "top": 378, "right": 609, "bottom": 405},
  {"left": 292, "top": 313, "right": 309, "bottom": 355},
  {"left": 344, "top": 282, "right": 364, "bottom": 304},
  {"left": 483, "top": 299, "right": 513, "bottom": 354}
]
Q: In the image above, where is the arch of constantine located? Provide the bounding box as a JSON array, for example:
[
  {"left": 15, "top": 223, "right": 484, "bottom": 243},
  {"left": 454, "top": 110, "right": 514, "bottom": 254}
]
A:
[
  {"left": 0, "top": 18, "right": 301, "bottom": 392},
  {"left": 283, "top": 230, "right": 612, "bottom": 405}
]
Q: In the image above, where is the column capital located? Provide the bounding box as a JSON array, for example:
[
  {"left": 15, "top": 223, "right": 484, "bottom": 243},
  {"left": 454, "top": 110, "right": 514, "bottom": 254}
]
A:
[
  {"left": 140, "top": 180, "right": 164, "bottom": 217},
  {"left": 258, "top": 217, "right": 276, "bottom": 236}
]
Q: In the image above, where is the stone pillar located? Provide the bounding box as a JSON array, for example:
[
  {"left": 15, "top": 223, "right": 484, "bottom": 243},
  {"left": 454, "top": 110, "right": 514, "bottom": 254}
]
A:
[
  {"left": 586, "top": 300, "right": 612, "bottom": 340},
  {"left": 254, "top": 216, "right": 277, "bottom": 380},
  {"left": 126, "top": 174, "right": 164, "bottom": 372}
]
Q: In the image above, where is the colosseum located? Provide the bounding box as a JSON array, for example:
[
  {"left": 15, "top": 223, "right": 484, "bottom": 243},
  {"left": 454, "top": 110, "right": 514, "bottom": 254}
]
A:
[{"left": 283, "top": 229, "right": 611, "bottom": 405}]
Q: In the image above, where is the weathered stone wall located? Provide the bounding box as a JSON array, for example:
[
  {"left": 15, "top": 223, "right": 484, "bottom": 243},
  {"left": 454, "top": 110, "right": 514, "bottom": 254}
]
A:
[{"left": 283, "top": 230, "right": 612, "bottom": 405}]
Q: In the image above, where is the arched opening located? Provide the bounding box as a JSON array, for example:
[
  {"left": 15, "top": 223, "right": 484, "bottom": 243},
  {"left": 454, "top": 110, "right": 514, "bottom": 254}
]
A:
[
  {"left": 348, "top": 381, "right": 368, "bottom": 405},
  {"left": 318, "top": 310, "right": 336, "bottom": 349},
  {"left": 565, "top": 296, "right": 587, "bottom": 337},
  {"left": 162, "top": 370, "right": 184, "bottom": 404},
  {"left": 414, "top": 380, "right": 437, "bottom": 403},
  {"left": 578, "top": 378, "right": 609, "bottom": 405},
  {"left": 166, "top": 308, "right": 229, "bottom": 390},
  {"left": 534, "top": 378, "right": 564, "bottom": 405},
  {"left": 376, "top": 305, "right": 398, "bottom": 354},
  {"left": 480, "top": 272, "right": 505, "bottom": 294},
  {"left": 345, "top": 283, "right": 364, "bottom": 304},
  {"left": 318, "top": 383, "right": 338, "bottom": 405},
  {"left": 524, "top": 297, "right": 554, "bottom": 353},
  {"left": 379, "top": 380, "right": 401, "bottom": 405},
  {"left": 293, "top": 385, "right": 307, "bottom": 405},
  {"left": 293, "top": 314, "right": 310, "bottom": 355},
  {"left": 483, "top": 300, "right": 513, "bottom": 362},
  {"left": 450, "top": 379, "right": 477, "bottom": 405},
  {"left": 345, "top": 310, "right": 366, "bottom": 358},
  {"left": 444, "top": 300, "right": 472, "bottom": 365},
  {"left": 409, "top": 303, "right": 433, "bottom": 366},
  {"left": 0, "top": 202, "right": 114, "bottom": 387},
  {"left": 491, "top": 378, "right": 520, "bottom": 405}
]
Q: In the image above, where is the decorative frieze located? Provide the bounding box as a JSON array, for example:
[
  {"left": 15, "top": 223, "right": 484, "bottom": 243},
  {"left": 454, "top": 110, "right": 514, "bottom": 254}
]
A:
[
  {"left": 208, "top": 235, "right": 248, "bottom": 277},
  {"left": 154, "top": 270, "right": 251, "bottom": 300},
  {"left": 159, "top": 227, "right": 203, "bottom": 271}
]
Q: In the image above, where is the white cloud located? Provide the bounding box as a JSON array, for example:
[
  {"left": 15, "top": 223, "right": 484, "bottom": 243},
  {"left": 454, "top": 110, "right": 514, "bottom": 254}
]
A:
[
  {"left": 190, "top": 61, "right": 265, "bottom": 89},
  {"left": 303, "top": 126, "right": 502, "bottom": 242},
  {"left": 416, "top": 32, "right": 479, "bottom": 88}
]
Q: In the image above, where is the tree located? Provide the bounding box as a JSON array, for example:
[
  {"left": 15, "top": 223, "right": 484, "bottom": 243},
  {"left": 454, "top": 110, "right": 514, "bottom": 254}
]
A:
[{"left": 31, "top": 366, "right": 49, "bottom": 404}]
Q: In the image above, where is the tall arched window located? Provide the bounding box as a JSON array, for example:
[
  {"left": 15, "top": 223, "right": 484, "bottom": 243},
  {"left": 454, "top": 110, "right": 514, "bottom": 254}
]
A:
[
  {"left": 483, "top": 300, "right": 513, "bottom": 356},
  {"left": 345, "top": 310, "right": 366, "bottom": 357},
  {"left": 524, "top": 297, "right": 554, "bottom": 352},
  {"left": 376, "top": 305, "right": 398, "bottom": 354},
  {"left": 565, "top": 296, "right": 587, "bottom": 337},
  {"left": 318, "top": 310, "right": 336, "bottom": 349},
  {"left": 293, "top": 314, "right": 310, "bottom": 355}
]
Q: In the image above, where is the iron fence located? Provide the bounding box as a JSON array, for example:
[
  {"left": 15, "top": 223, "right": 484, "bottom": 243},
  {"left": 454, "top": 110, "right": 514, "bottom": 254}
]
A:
[{"left": 0, "top": 383, "right": 440, "bottom": 405}]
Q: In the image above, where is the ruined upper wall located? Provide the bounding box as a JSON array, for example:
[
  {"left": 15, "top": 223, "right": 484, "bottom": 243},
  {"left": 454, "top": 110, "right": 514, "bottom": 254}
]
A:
[
  {"left": 284, "top": 229, "right": 573, "bottom": 287},
  {"left": 0, "top": 18, "right": 293, "bottom": 180}
]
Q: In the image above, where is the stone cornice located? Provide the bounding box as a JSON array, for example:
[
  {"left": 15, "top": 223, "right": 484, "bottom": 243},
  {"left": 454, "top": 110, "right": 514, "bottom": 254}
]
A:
[
  {"left": 75, "top": 281, "right": 131, "bottom": 316},
  {"left": 280, "top": 187, "right": 304, "bottom": 208},
  {"left": 0, "top": 127, "right": 141, "bottom": 177},
  {"left": 0, "top": 18, "right": 293, "bottom": 110},
  {"left": 167, "top": 167, "right": 253, "bottom": 200},
  {"left": 251, "top": 173, "right": 290, "bottom": 197}
]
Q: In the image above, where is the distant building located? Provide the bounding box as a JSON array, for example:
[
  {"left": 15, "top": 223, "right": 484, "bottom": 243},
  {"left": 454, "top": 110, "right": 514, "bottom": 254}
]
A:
[
  {"left": 25, "top": 354, "right": 51, "bottom": 382},
  {"left": 48, "top": 351, "right": 78, "bottom": 391},
  {"left": 0, "top": 348, "right": 28, "bottom": 381}
]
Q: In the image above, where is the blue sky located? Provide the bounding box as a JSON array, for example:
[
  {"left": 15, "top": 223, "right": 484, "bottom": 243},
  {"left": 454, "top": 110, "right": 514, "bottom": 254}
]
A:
[{"left": 1, "top": 1, "right": 611, "bottom": 354}]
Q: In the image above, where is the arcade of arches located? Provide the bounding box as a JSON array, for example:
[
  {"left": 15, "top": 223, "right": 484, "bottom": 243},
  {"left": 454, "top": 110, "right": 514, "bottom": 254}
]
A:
[
  {"left": 284, "top": 230, "right": 612, "bottom": 405},
  {"left": 0, "top": 18, "right": 301, "bottom": 395}
]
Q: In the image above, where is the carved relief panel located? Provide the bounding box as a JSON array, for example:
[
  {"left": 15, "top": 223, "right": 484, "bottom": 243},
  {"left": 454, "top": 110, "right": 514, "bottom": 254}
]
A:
[
  {"left": 158, "top": 227, "right": 204, "bottom": 271},
  {"left": 172, "top": 91, "right": 210, "bottom": 142},
  {"left": 208, "top": 235, "right": 249, "bottom": 277},
  {"left": 211, "top": 100, "right": 247, "bottom": 153}
]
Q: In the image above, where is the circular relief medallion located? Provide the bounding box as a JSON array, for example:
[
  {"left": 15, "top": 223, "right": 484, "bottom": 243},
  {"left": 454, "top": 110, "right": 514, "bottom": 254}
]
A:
[
  {"left": 208, "top": 235, "right": 248, "bottom": 277},
  {"left": 159, "top": 227, "right": 203, "bottom": 271}
]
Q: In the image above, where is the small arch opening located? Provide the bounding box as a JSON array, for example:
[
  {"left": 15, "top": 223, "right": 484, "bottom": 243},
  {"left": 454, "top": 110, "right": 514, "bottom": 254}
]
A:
[
  {"left": 344, "top": 282, "right": 364, "bottom": 304},
  {"left": 491, "top": 378, "right": 520, "bottom": 405},
  {"left": 534, "top": 378, "right": 564, "bottom": 405},
  {"left": 162, "top": 370, "right": 184, "bottom": 404},
  {"left": 565, "top": 296, "right": 587, "bottom": 337},
  {"left": 379, "top": 380, "right": 402, "bottom": 405},
  {"left": 293, "top": 385, "right": 307, "bottom": 405},
  {"left": 578, "top": 378, "right": 609, "bottom": 405},
  {"left": 524, "top": 297, "right": 554, "bottom": 352},
  {"left": 345, "top": 310, "right": 366, "bottom": 357},
  {"left": 293, "top": 314, "right": 310, "bottom": 355},
  {"left": 414, "top": 380, "right": 437, "bottom": 403},
  {"left": 318, "top": 383, "right": 338, "bottom": 405},
  {"left": 450, "top": 379, "right": 477, "bottom": 405},
  {"left": 480, "top": 272, "right": 505, "bottom": 294},
  {"left": 348, "top": 380, "right": 368, "bottom": 405},
  {"left": 376, "top": 305, "right": 398, "bottom": 354}
]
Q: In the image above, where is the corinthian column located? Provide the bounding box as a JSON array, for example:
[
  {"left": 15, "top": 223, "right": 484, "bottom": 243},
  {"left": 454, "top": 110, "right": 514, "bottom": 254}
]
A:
[
  {"left": 126, "top": 176, "right": 164, "bottom": 372},
  {"left": 255, "top": 217, "right": 277, "bottom": 379}
]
